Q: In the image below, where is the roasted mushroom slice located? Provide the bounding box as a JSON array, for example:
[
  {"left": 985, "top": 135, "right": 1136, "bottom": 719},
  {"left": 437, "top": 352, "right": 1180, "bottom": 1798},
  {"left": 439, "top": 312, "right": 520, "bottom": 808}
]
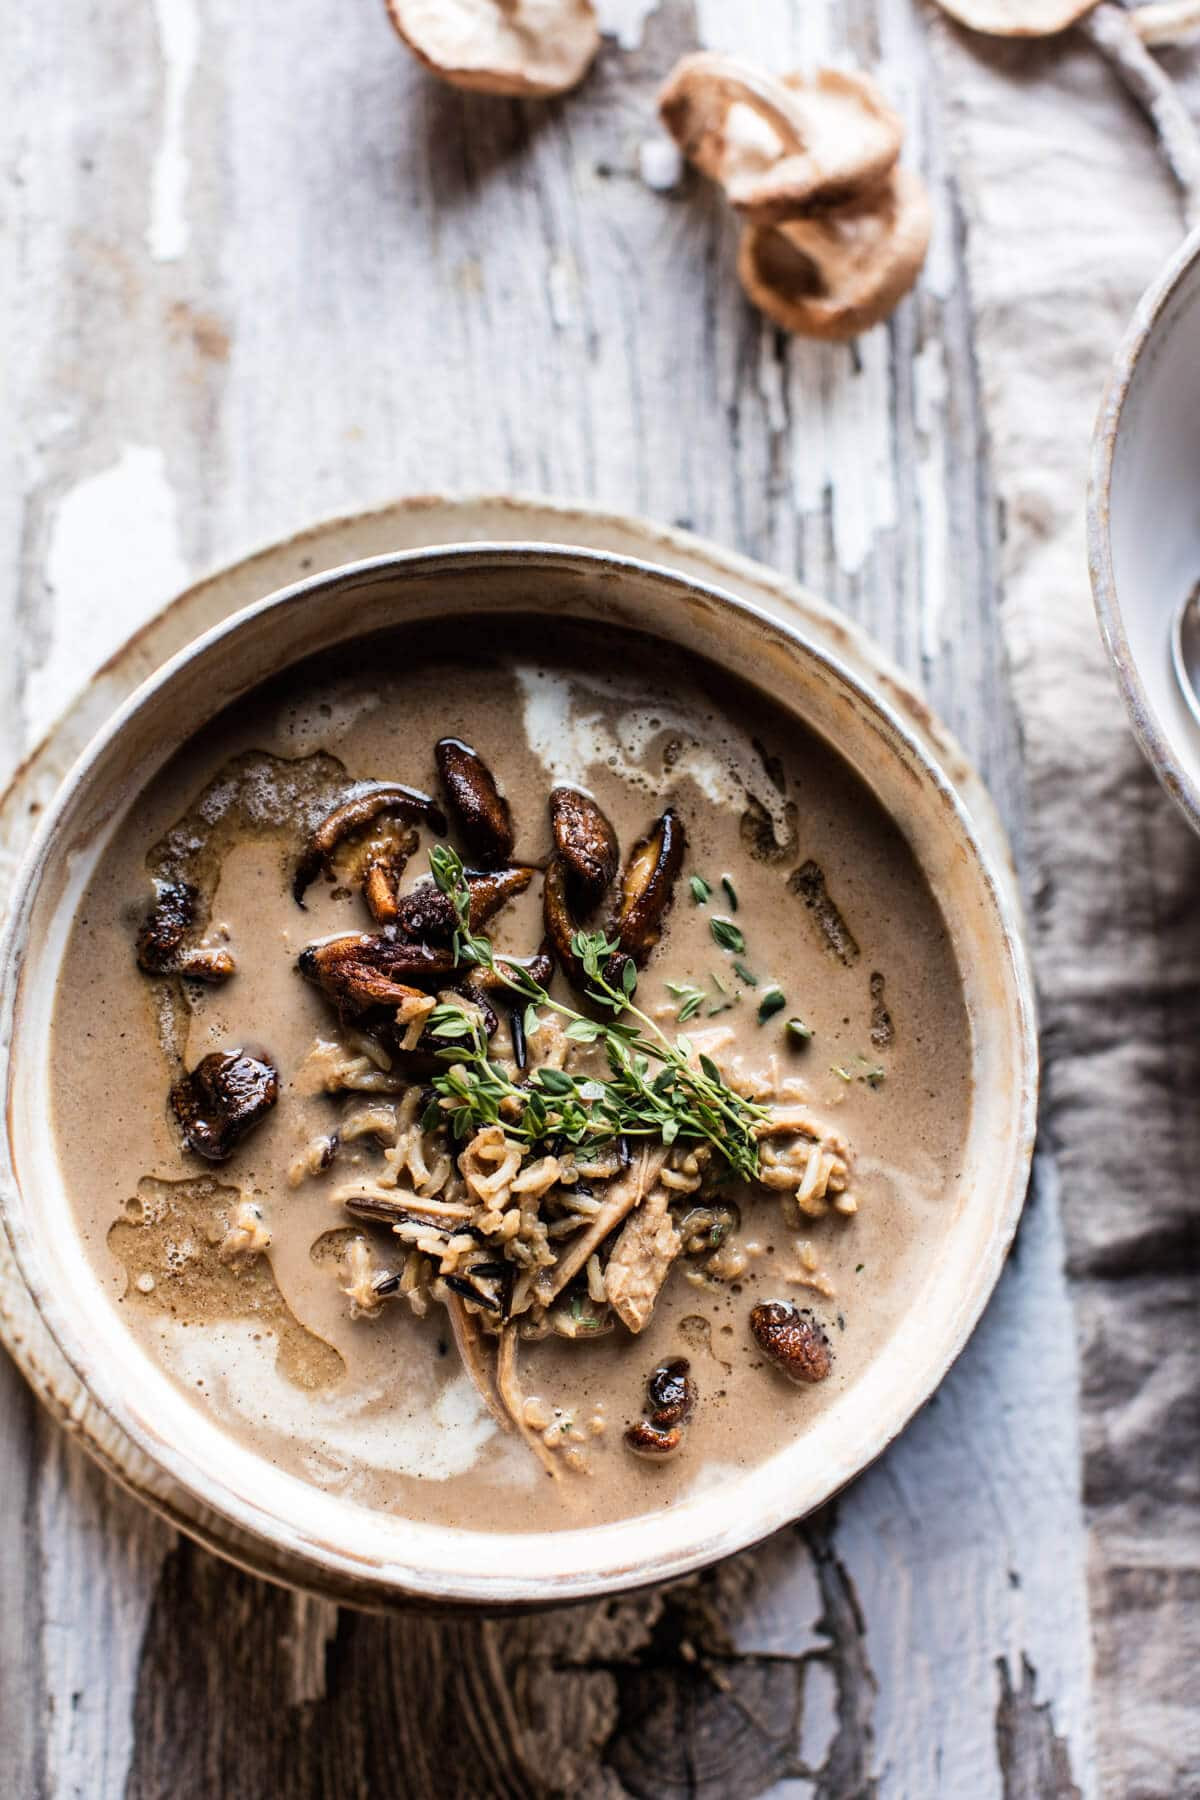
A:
[
  {"left": 548, "top": 786, "right": 619, "bottom": 909},
  {"left": 614, "top": 809, "right": 686, "bottom": 964},
  {"left": 660, "top": 54, "right": 903, "bottom": 222},
  {"left": 294, "top": 784, "right": 446, "bottom": 906},
  {"left": 298, "top": 934, "right": 457, "bottom": 1012},
  {"left": 360, "top": 827, "right": 421, "bottom": 924},
  {"left": 749, "top": 1300, "right": 833, "bottom": 1384},
  {"left": 136, "top": 880, "right": 236, "bottom": 982},
  {"left": 384, "top": 0, "right": 600, "bottom": 98},
  {"left": 392, "top": 865, "right": 533, "bottom": 944},
  {"left": 542, "top": 855, "right": 588, "bottom": 988},
  {"left": 737, "top": 166, "right": 932, "bottom": 342},
  {"left": 435, "top": 738, "right": 514, "bottom": 866},
  {"left": 171, "top": 1050, "right": 279, "bottom": 1163}
]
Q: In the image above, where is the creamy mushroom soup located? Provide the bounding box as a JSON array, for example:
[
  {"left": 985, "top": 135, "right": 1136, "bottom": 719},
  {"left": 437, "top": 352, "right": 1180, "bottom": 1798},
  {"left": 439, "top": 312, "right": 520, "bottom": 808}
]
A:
[{"left": 49, "top": 618, "right": 972, "bottom": 1531}]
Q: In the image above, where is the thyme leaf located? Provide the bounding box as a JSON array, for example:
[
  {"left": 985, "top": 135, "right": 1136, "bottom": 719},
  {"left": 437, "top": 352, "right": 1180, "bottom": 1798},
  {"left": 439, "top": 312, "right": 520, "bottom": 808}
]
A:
[
  {"left": 710, "top": 916, "right": 745, "bottom": 955},
  {"left": 757, "top": 986, "right": 786, "bottom": 1024},
  {"left": 429, "top": 845, "right": 767, "bottom": 1180}
]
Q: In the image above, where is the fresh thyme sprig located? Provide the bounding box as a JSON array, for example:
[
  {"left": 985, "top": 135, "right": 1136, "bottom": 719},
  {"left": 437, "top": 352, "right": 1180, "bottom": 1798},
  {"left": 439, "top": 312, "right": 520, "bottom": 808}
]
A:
[{"left": 426, "top": 844, "right": 768, "bottom": 1180}]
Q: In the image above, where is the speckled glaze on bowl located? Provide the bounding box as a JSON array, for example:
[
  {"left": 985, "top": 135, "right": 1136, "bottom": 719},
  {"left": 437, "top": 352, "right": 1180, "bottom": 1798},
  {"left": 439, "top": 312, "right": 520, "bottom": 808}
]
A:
[
  {"left": 1090, "top": 224, "right": 1200, "bottom": 833},
  {"left": 0, "top": 542, "right": 1037, "bottom": 1609}
]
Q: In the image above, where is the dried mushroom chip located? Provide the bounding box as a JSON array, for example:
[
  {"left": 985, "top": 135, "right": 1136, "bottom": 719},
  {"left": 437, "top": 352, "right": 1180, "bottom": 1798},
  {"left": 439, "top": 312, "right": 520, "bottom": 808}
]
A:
[
  {"left": 738, "top": 165, "right": 931, "bottom": 341},
  {"left": 385, "top": 0, "right": 600, "bottom": 97},
  {"left": 929, "top": 0, "right": 1097, "bottom": 32},
  {"left": 171, "top": 1051, "right": 279, "bottom": 1163},
  {"left": 660, "top": 54, "right": 903, "bottom": 222}
]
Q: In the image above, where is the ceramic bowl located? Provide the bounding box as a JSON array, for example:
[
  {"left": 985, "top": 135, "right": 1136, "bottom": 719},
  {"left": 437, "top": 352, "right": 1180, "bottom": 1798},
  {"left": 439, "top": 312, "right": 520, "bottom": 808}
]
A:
[
  {"left": 0, "top": 544, "right": 1037, "bottom": 1608},
  {"left": 1090, "top": 225, "right": 1200, "bottom": 831}
]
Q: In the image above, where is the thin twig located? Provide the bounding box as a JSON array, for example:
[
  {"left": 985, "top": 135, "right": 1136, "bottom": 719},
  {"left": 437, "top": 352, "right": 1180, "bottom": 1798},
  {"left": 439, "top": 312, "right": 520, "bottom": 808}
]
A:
[{"left": 1083, "top": 1, "right": 1200, "bottom": 226}]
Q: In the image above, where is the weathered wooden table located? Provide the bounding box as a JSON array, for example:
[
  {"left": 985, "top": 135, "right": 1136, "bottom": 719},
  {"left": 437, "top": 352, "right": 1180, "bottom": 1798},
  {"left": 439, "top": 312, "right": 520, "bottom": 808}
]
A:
[{"left": 3, "top": 3, "right": 1197, "bottom": 1795}]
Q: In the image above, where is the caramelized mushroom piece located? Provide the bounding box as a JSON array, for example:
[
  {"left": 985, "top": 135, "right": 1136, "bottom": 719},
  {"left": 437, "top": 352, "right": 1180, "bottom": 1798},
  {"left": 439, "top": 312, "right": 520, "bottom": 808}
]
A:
[
  {"left": 614, "top": 809, "right": 686, "bottom": 963},
  {"left": 453, "top": 980, "right": 499, "bottom": 1039},
  {"left": 171, "top": 1050, "right": 279, "bottom": 1162},
  {"left": 435, "top": 738, "right": 514, "bottom": 866},
  {"left": 384, "top": 0, "right": 600, "bottom": 97},
  {"left": 625, "top": 1355, "right": 697, "bottom": 1457},
  {"left": 360, "top": 828, "right": 421, "bottom": 924},
  {"left": 624, "top": 1419, "right": 683, "bottom": 1458},
  {"left": 549, "top": 786, "right": 619, "bottom": 908},
  {"left": 392, "top": 865, "right": 533, "bottom": 944},
  {"left": 298, "top": 934, "right": 456, "bottom": 1011},
  {"left": 136, "top": 880, "right": 235, "bottom": 983},
  {"left": 659, "top": 54, "right": 903, "bottom": 222},
  {"left": 646, "top": 1358, "right": 696, "bottom": 1429},
  {"left": 737, "top": 166, "right": 932, "bottom": 342},
  {"left": 750, "top": 1300, "right": 833, "bottom": 1384},
  {"left": 294, "top": 784, "right": 446, "bottom": 905},
  {"left": 542, "top": 855, "right": 589, "bottom": 987}
]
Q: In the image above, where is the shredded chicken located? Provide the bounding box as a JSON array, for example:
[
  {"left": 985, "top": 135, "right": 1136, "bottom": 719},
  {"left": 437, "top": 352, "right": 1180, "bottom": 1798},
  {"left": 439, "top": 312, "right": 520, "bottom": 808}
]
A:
[
  {"left": 530, "top": 1145, "right": 670, "bottom": 1311},
  {"left": 604, "top": 1181, "right": 682, "bottom": 1333}
]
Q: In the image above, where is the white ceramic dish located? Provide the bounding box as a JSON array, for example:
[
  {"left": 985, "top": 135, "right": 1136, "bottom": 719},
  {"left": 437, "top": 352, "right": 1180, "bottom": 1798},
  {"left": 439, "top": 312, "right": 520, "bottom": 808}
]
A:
[
  {"left": 0, "top": 543, "right": 1037, "bottom": 1607},
  {"left": 1090, "top": 224, "right": 1200, "bottom": 832}
]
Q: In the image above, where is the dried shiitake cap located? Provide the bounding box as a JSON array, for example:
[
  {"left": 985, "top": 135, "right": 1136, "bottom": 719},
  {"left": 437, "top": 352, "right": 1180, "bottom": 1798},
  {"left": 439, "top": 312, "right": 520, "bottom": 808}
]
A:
[
  {"left": 385, "top": 0, "right": 600, "bottom": 97},
  {"left": 737, "top": 166, "right": 932, "bottom": 342},
  {"left": 659, "top": 53, "right": 903, "bottom": 221},
  {"left": 929, "top": 0, "right": 1097, "bottom": 32}
]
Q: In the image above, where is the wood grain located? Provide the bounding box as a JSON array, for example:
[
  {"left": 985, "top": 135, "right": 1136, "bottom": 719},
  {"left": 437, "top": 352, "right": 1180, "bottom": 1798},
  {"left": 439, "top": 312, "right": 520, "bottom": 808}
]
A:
[{"left": 0, "top": 0, "right": 1147, "bottom": 1791}]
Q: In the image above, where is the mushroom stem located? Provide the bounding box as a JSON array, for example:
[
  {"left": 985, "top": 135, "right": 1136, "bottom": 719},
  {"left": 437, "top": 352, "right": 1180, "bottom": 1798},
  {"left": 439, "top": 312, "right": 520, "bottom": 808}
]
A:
[
  {"left": 1130, "top": 0, "right": 1200, "bottom": 44},
  {"left": 1081, "top": 2, "right": 1200, "bottom": 226}
]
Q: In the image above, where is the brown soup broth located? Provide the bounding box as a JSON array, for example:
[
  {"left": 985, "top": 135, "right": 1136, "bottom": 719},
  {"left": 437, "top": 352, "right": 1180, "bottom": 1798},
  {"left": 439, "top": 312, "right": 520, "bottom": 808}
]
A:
[{"left": 49, "top": 618, "right": 972, "bottom": 1531}]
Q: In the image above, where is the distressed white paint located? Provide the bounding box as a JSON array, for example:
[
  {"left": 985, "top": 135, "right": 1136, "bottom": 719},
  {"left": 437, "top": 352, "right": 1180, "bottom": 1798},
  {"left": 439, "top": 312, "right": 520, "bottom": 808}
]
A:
[
  {"left": 147, "top": 0, "right": 198, "bottom": 262},
  {"left": 29, "top": 446, "right": 187, "bottom": 744},
  {"left": 595, "top": 0, "right": 663, "bottom": 50},
  {"left": 37, "top": 1431, "right": 171, "bottom": 1800},
  {"left": 638, "top": 135, "right": 683, "bottom": 192},
  {"left": 914, "top": 335, "right": 950, "bottom": 675},
  {"left": 842, "top": 1159, "right": 1096, "bottom": 1798},
  {"left": 1, "top": 0, "right": 1156, "bottom": 1789}
]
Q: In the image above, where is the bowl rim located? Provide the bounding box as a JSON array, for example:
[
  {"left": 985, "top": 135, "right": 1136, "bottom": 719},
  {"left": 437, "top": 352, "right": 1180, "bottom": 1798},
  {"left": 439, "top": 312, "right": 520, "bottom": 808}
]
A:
[
  {"left": 1088, "top": 222, "right": 1200, "bottom": 834},
  {"left": 0, "top": 540, "right": 1039, "bottom": 1607}
]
